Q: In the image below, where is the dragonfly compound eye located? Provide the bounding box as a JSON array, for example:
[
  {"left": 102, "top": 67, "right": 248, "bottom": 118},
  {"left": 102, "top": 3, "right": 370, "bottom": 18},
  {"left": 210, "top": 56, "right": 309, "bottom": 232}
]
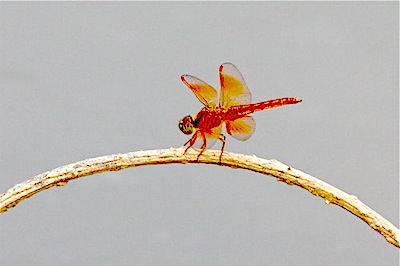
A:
[{"left": 179, "top": 115, "right": 194, "bottom": 135}]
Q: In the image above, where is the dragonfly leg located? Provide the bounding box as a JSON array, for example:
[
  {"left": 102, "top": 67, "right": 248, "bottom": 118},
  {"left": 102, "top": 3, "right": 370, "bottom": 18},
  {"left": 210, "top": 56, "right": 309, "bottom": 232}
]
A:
[
  {"left": 196, "top": 132, "right": 207, "bottom": 161},
  {"left": 183, "top": 145, "right": 191, "bottom": 155},
  {"left": 218, "top": 134, "right": 226, "bottom": 163},
  {"left": 183, "top": 133, "right": 198, "bottom": 155}
]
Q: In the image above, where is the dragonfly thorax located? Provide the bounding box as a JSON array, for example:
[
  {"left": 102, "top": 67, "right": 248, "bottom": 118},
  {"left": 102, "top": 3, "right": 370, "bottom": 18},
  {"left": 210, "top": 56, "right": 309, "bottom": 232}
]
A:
[{"left": 179, "top": 115, "right": 194, "bottom": 135}]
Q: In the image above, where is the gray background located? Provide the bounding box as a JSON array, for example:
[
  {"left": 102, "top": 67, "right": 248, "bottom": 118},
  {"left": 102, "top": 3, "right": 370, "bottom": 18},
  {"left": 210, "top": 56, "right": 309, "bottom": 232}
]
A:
[{"left": 0, "top": 2, "right": 398, "bottom": 265}]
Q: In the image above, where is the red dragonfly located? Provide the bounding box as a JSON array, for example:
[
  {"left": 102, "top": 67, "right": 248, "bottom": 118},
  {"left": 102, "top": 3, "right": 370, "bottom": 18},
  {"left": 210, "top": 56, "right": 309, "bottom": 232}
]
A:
[{"left": 179, "top": 63, "right": 302, "bottom": 162}]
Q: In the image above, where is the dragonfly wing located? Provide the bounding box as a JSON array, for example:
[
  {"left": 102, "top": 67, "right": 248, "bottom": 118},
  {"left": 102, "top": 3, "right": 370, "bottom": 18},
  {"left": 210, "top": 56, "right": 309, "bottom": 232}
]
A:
[
  {"left": 181, "top": 75, "right": 218, "bottom": 107},
  {"left": 189, "top": 124, "right": 222, "bottom": 149},
  {"left": 219, "top": 63, "right": 252, "bottom": 108},
  {"left": 226, "top": 116, "right": 256, "bottom": 141}
]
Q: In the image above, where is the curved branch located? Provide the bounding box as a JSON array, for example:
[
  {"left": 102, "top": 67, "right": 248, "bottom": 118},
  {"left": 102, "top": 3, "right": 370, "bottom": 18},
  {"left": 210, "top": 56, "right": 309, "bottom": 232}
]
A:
[{"left": 1, "top": 148, "right": 398, "bottom": 248}]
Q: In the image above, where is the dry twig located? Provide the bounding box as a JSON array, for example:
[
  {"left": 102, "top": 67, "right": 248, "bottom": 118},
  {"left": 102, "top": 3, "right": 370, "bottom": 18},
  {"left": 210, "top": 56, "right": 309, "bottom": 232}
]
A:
[{"left": 1, "top": 148, "right": 398, "bottom": 248}]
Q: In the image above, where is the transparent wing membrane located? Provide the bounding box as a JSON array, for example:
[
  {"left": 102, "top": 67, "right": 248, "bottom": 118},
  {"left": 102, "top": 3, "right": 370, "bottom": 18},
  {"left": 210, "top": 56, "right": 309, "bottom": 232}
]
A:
[
  {"left": 219, "top": 63, "right": 252, "bottom": 108},
  {"left": 181, "top": 75, "right": 218, "bottom": 107}
]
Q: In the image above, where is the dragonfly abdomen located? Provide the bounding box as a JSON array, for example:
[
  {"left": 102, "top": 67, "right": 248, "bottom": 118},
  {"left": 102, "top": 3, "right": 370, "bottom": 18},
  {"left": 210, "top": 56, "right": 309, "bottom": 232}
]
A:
[{"left": 224, "top": 97, "right": 302, "bottom": 120}]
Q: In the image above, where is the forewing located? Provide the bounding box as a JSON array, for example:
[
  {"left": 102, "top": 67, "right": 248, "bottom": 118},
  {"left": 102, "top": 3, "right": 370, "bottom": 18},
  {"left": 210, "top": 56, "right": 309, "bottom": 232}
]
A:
[
  {"left": 190, "top": 125, "right": 222, "bottom": 149},
  {"left": 181, "top": 75, "right": 218, "bottom": 107},
  {"left": 219, "top": 63, "right": 252, "bottom": 108},
  {"left": 226, "top": 116, "right": 256, "bottom": 141}
]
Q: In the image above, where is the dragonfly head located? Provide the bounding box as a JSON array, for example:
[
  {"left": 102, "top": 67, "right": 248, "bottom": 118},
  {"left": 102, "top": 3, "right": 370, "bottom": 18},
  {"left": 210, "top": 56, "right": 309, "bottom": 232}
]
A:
[{"left": 179, "top": 115, "right": 194, "bottom": 135}]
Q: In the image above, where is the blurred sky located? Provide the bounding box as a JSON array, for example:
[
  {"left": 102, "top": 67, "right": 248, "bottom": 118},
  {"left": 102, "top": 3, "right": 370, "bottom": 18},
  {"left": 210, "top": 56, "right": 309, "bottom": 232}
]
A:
[{"left": 0, "top": 2, "right": 398, "bottom": 265}]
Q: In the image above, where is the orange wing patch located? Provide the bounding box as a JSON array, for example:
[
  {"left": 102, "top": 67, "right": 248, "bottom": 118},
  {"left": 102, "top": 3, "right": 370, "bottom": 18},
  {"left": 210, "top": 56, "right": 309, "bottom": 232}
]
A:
[
  {"left": 219, "top": 63, "right": 252, "bottom": 108},
  {"left": 226, "top": 116, "right": 256, "bottom": 141},
  {"left": 181, "top": 75, "right": 218, "bottom": 107}
]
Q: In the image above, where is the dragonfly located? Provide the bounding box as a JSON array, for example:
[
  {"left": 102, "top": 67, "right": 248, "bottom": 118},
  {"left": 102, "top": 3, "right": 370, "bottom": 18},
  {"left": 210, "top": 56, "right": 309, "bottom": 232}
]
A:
[{"left": 178, "top": 63, "right": 302, "bottom": 162}]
